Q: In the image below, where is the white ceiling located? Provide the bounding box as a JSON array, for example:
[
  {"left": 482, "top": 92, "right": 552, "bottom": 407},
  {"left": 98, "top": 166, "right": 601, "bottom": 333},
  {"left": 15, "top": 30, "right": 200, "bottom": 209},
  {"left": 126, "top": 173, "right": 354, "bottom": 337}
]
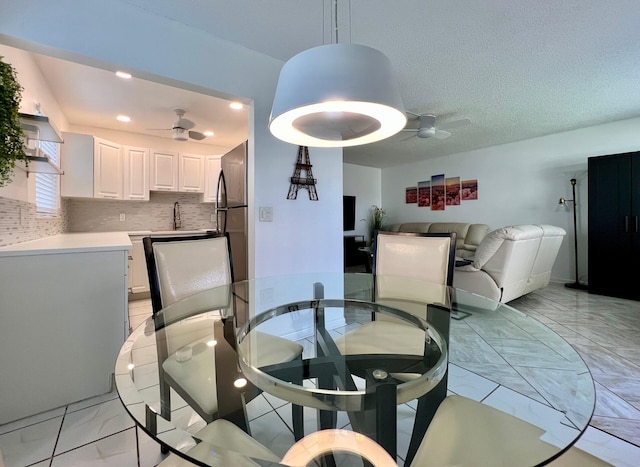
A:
[
  {"left": 32, "top": 0, "right": 640, "bottom": 168},
  {"left": 31, "top": 54, "right": 249, "bottom": 151}
]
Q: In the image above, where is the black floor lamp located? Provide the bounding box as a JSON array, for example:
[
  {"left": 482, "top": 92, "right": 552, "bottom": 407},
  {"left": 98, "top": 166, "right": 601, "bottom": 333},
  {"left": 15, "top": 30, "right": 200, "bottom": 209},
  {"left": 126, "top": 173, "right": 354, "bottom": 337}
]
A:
[{"left": 559, "top": 178, "right": 588, "bottom": 290}]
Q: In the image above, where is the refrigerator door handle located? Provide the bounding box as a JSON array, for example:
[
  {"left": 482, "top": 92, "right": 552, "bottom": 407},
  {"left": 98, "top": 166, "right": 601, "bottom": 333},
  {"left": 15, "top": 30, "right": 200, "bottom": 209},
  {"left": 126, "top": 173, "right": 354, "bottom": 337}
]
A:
[{"left": 215, "top": 170, "right": 229, "bottom": 233}]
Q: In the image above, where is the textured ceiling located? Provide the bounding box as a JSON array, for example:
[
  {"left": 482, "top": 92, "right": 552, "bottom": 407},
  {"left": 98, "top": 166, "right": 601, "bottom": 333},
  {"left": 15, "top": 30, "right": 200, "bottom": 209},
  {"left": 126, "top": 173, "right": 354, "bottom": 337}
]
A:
[{"left": 30, "top": 1, "right": 640, "bottom": 167}]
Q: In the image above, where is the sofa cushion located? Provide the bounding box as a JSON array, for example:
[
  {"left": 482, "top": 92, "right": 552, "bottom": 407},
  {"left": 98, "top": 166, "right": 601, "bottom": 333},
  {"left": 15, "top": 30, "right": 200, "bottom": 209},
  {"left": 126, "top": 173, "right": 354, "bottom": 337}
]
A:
[
  {"left": 388, "top": 222, "right": 489, "bottom": 259},
  {"left": 465, "top": 224, "right": 490, "bottom": 247},
  {"left": 428, "top": 223, "right": 470, "bottom": 249},
  {"left": 397, "top": 222, "right": 432, "bottom": 233}
]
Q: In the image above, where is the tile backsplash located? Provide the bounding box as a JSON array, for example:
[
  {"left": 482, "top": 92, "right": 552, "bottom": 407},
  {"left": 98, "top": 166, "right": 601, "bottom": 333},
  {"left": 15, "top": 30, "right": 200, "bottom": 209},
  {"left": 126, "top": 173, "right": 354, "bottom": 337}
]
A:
[
  {"left": 0, "top": 192, "right": 218, "bottom": 247},
  {"left": 67, "top": 192, "right": 217, "bottom": 232},
  {"left": 0, "top": 197, "right": 69, "bottom": 247}
]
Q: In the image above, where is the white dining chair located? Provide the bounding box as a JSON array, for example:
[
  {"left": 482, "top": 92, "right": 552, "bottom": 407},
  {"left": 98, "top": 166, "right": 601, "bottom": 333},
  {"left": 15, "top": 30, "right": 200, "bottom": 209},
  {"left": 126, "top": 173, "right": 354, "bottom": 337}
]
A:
[
  {"left": 156, "top": 418, "right": 281, "bottom": 466},
  {"left": 334, "top": 230, "right": 456, "bottom": 364},
  {"left": 410, "top": 395, "right": 612, "bottom": 467},
  {"left": 144, "top": 232, "right": 304, "bottom": 431}
]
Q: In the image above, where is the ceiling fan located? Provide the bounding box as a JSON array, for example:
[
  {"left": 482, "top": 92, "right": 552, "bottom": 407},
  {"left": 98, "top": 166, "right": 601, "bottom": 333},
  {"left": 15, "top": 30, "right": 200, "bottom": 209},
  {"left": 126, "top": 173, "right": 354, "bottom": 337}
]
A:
[
  {"left": 399, "top": 113, "right": 471, "bottom": 140},
  {"left": 148, "top": 109, "right": 207, "bottom": 141}
]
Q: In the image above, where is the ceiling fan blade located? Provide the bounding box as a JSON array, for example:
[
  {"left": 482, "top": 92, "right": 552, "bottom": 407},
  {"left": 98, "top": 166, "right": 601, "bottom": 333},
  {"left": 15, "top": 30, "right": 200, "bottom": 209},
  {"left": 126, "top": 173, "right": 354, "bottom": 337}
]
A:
[
  {"left": 176, "top": 118, "right": 196, "bottom": 130},
  {"left": 394, "top": 131, "right": 418, "bottom": 141},
  {"left": 188, "top": 130, "right": 206, "bottom": 141},
  {"left": 439, "top": 118, "right": 471, "bottom": 130},
  {"left": 146, "top": 128, "right": 171, "bottom": 131},
  {"left": 434, "top": 130, "right": 452, "bottom": 140},
  {"left": 400, "top": 129, "right": 419, "bottom": 133}
]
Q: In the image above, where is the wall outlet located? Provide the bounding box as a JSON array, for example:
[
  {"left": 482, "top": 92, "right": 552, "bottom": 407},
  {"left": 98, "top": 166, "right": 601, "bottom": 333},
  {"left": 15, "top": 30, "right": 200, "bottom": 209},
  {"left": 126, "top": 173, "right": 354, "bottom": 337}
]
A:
[{"left": 119, "top": 213, "right": 126, "bottom": 222}]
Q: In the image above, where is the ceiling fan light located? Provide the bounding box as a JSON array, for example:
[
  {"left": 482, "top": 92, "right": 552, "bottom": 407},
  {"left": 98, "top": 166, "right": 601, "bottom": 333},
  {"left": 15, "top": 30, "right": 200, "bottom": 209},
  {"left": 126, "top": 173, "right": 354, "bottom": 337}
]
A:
[
  {"left": 417, "top": 127, "right": 435, "bottom": 138},
  {"left": 172, "top": 127, "right": 188, "bottom": 141},
  {"left": 269, "top": 44, "right": 406, "bottom": 147}
]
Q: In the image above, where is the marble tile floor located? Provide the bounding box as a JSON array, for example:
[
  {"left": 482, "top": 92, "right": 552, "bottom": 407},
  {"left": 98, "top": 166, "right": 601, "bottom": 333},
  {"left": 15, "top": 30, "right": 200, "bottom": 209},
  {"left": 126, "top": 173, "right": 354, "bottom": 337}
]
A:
[{"left": 1, "top": 283, "right": 640, "bottom": 466}]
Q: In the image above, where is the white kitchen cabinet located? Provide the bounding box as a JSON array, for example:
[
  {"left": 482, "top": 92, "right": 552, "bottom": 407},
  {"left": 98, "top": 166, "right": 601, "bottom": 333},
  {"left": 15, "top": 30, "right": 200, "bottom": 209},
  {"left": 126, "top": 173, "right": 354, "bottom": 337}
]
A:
[
  {"left": 150, "top": 149, "right": 179, "bottom": 191},
  {"left": 62, "top": 133, "right": 148, "bottom": 201},
  {"left": 128, "top": 235, "right": 150, "bottom": 293},
  {"left": 123, "top": 145, "right": 150, "bottom": 201},
  {"left": 60, "top": 132, "right": 98, "bottom": 198},
  {"left": 201, "top": 155, "right": 222, "bottom": 203},
  {"left": 178, "top": 153, "right": 205, "bottom": 193},
  {"left": 93, "top": 137, "right": 123, "bottom": 199},
  {"left": 150, "top": 151, "right": 206, "bottom": 193}
]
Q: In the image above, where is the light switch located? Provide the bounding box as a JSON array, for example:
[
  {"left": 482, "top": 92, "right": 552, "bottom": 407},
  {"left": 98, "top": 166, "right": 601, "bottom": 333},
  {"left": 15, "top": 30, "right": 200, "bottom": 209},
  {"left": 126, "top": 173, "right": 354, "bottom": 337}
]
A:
[
  {"left": 259, "top": 206, "right": 273, "bottom": 222},
  {"left": 119, "top": 213, "right": 126, "bottom": 221}
]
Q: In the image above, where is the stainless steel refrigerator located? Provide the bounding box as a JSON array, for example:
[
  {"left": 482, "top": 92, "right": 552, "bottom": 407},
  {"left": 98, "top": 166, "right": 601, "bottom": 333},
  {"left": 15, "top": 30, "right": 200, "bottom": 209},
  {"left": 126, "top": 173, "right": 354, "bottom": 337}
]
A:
[{"left": 215, "top": 141, "right": 248, "bottom": 281}]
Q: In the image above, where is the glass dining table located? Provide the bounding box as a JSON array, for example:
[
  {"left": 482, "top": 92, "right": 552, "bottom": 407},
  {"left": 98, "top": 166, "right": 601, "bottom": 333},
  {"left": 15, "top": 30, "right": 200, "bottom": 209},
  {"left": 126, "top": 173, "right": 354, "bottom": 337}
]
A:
[{"left": 114, "top": 272, "right": 595, "bottom": 466}]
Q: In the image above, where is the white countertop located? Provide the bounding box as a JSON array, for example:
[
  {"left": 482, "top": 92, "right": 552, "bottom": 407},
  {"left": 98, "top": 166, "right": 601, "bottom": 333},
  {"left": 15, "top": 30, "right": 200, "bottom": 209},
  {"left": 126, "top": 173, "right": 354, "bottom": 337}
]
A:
[{"left": 0, "top": 232, "right": 132, "bottom": 257}]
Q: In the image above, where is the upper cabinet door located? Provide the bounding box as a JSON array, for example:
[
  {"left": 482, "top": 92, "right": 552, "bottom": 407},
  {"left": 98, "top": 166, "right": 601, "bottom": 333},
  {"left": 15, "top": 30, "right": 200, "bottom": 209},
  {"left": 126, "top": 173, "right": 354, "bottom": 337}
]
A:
[
  {"left": 178, "top": 153, "right": 205, "bottom": 193},
  {"left": 123, "top": 146, "right": 149, "bottom": 201},
  {"left": 93, "top": 138, "right": 122, "bottom": 199},
  {"left": 201, "top": 155, "right": 222, "bottom": 203},
  {"left": 150, "top": 150, "right": 178, "bottom": 191}
]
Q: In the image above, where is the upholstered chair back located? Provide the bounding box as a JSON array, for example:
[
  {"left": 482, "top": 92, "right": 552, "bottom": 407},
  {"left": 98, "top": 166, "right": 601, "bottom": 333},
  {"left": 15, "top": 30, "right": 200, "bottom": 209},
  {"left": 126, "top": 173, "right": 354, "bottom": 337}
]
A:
[
  {"left": 144, "top": 233, "right": 233, "bottom": 355},
  {"left": 374, "top": 231, "right": 456, "bottom": 286},
  {"left": 149, "top": 235, "right": 232, "bottom": 310},
  {"left": 373, "top": 231, "right": 456, "bottom": 310}
]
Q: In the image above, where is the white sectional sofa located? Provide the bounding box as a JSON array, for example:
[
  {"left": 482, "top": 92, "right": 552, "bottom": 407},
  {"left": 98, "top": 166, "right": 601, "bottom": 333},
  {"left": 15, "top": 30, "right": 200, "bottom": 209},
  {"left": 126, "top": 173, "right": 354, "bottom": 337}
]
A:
[
  {"left": 389, "top": 222, "right": 490, "bottom": 259},
  {"left": 453, "top": 224, "right": 566, "bottom": 303}
]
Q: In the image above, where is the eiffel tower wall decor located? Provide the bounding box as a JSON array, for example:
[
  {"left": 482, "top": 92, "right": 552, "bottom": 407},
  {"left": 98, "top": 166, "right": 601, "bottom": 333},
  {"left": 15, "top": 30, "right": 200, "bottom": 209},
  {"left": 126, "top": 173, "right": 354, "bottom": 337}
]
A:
[{"left": 287, "top": 146, "right": 319, "bottom": 201}]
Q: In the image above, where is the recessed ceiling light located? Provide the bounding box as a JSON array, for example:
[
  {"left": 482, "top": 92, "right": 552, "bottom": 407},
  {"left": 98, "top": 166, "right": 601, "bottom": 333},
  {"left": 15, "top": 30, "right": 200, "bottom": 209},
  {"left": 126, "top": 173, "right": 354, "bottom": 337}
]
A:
[
  {"left": 203, "top": 130, "right": 214, "bottom": 137},
  {"left": 117, "top": 115, "right": 131, "bottom": 122},
  {"left": 116, "top": 71, "right": 132, "bottom": 79},
  {"left": 230, "top": 102, "right": 243, "bottom": 110}
]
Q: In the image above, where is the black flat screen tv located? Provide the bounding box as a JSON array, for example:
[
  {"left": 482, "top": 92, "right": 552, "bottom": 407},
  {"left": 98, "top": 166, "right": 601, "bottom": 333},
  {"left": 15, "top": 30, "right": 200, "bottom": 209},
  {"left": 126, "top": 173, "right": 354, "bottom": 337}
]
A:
[{"left": 343, "top": 195, "right": 356, "bottom": 231}]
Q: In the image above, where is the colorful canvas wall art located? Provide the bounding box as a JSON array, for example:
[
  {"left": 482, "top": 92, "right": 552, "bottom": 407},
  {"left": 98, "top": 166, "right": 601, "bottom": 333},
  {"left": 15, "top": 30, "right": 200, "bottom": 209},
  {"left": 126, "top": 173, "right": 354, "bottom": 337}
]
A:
[
  {"left": 431, "top": 174, "right": 445, "bottom": 211},
  {"left": 418, "top": 180, "right": 431, "bottom": 207},
  {"left": 462, "top": 179, "right": 478, "bottom": 200},
  {"left": 405, "top": 175, "right": 478, "bottom": 209},
  {"left": 405, "top": 186, "right": 418, "bottom": 204},
  {"left": 446, "top": 177, "right": 461, "bottom": 206}
]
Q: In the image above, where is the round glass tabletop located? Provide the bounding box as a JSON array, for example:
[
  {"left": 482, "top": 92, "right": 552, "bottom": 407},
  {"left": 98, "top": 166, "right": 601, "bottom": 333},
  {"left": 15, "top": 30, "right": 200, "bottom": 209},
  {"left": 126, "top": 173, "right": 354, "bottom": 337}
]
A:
[{"left": 115, "top": 272, "right": 595, "bottom": 466}]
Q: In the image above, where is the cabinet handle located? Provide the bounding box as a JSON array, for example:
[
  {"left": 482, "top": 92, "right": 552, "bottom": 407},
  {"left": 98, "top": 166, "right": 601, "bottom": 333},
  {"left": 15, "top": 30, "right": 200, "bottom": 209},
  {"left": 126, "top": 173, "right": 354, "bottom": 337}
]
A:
[
  {"left": 635, "top": 216, "right": 639, "bottom": 233},
  {"left": 625, "top": 216, "right": 629, "bottom": 232}
]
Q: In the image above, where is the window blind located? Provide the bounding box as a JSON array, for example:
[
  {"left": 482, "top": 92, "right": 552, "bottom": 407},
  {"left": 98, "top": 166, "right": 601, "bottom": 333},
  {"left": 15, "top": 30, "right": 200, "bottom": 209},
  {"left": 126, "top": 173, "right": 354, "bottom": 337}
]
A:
[{"left": 35, "top": 140, "right": 60, "bottom": 215}]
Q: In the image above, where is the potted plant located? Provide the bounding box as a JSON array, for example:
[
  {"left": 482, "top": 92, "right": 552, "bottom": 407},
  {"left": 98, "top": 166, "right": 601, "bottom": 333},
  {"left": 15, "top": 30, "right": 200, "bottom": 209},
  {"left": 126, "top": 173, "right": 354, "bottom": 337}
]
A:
[
  {"left": 363, "top": 205, "right": 389, "bottom": 245},
  {"left": 0, "top": 55, "right": 28, "bottom": 187}
]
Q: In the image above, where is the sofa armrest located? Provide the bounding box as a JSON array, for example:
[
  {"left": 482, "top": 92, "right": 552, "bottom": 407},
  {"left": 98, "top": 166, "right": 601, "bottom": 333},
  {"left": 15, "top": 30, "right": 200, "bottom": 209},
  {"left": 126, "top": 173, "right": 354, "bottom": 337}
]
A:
[{"left": 453, "top": 268, "right": 502, "bottom": 302}]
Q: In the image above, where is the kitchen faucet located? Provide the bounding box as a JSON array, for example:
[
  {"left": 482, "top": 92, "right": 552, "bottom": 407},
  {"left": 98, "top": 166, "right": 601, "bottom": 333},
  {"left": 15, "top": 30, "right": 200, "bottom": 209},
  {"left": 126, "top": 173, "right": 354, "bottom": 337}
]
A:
[{"left": 173, "top": 201, "right": 182, "bottom": 230}]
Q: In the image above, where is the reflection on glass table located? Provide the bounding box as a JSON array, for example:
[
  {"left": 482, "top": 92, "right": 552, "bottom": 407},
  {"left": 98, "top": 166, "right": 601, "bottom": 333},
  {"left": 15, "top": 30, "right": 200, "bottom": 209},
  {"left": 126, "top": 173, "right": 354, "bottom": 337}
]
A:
[{"left": 114, "top": 273, "right": 595, "bottom": 467}]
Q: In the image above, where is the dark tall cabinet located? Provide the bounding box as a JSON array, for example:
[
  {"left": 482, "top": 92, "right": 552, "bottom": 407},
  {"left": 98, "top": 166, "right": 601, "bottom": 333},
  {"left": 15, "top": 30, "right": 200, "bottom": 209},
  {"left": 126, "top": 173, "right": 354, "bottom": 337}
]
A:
[{"left": 588, "top": 152, "right": 640, "bottom": 300}]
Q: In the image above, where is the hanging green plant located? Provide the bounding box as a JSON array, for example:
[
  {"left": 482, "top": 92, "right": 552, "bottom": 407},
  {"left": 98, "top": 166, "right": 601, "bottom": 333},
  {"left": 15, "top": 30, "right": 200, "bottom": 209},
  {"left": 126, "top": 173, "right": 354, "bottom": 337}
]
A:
[{"left": 0, "top": 55, "right": 28, "bottom": 187}]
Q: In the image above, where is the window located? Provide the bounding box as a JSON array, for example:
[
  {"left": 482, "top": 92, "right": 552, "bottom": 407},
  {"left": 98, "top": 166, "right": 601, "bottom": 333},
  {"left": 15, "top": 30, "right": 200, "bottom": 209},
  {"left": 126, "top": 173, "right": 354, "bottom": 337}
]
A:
[{"left": 35, "top": 140, "right": 60, "bottom": 215}]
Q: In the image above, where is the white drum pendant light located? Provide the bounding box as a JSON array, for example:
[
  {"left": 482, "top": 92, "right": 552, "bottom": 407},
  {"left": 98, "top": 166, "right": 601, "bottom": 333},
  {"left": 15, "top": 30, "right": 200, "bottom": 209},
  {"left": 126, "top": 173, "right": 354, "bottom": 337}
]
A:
[{"left": 269, "top": 44, "right": 407, "bottom": 147}]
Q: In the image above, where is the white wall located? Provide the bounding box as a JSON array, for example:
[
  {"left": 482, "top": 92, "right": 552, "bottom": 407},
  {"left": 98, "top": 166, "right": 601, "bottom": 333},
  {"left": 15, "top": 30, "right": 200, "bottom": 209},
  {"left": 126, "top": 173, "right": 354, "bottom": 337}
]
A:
[
  {"left": 343, "top": 163, "right": 382, "bottom": 243},
  {"left": 0, "top": 0, "right": 344, "bottom": 278},
  {"left": 382, "top": 116, "right": 640, "bottom": 284}
]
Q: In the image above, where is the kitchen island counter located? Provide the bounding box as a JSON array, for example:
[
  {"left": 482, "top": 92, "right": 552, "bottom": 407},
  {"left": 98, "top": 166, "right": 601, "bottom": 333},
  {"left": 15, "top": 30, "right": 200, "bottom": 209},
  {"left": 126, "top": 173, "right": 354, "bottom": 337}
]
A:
[
  {"left": 0, "top": 231, "right": 132, "bottom": 424},
  {"left": 0, "top": 231, "right": 132, "bottom": 257}
]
